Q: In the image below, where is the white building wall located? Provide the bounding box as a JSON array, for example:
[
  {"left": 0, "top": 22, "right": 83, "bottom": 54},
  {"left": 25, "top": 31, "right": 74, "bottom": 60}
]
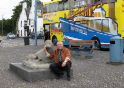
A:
[
  {"left": 29, "top": 0, "right": 35, "bottom": 33},
  {"left": 29, "top": 0, "right": 43, "bottom": 33},
  {"left": 18, "top": 0, "right": 43, "bottom": 37},
  {"left": 18, "top": 2, "right": 27, "bottom": 37}
]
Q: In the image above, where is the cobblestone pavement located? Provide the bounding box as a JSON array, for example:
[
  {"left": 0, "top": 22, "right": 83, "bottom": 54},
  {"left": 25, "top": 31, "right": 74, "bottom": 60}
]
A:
[{"left": 0, "top": 39, "right": 124, "bottom": 88}]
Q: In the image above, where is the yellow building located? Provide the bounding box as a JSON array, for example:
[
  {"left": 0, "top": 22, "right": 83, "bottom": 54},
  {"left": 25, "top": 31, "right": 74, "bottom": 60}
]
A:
[
  {"left": 115, "top": 0, "right": 124, "bottom": 37},
  {"left": 99, "top": 0, "right": 124, "bottom": 37}
]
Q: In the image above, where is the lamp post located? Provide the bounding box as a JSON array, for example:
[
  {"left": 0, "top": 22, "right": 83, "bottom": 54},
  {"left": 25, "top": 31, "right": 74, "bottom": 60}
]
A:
[
  {"left": 2, "top": 15, "right": 3, "bottom": 35},
  {"left": 34, "top": 0, "right": 37, "bottom": 46}
]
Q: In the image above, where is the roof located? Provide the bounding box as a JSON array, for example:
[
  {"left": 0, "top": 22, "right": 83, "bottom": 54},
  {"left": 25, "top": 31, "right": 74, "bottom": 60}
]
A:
[{"left": 25, "top": 7, "right": 31, "bottom": 19}]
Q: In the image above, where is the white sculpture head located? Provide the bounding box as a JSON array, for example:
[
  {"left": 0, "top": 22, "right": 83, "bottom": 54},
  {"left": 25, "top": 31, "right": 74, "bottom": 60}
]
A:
[{"left": 44, "top": 40, "right": 53, "bottom": 48}]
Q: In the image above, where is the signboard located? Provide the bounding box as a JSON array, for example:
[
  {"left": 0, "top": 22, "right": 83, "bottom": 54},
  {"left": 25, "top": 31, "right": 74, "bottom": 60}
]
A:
[{"left": 36, "top": 0, "right": 43, "bottom": 17}]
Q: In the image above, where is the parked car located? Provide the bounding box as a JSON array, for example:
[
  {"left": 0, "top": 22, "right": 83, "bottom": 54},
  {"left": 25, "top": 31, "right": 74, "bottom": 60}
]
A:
[
  {"left": 0, "top": 36, "right": 2, "bottom": 43},
  {"left": 30, "top": 31, "right": 44, "bottom": 39},
  {"left": 7, "top": 33, "right": 16, "bottom": 39}
]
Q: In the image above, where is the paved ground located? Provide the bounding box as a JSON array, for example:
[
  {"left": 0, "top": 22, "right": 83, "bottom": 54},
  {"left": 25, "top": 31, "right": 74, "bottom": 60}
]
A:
[
  {"left": 0, "top": 38, "right": 124, "bottom": 88},
  {"left": 0, "top": 37, "right": 43, "bottom": 48}
]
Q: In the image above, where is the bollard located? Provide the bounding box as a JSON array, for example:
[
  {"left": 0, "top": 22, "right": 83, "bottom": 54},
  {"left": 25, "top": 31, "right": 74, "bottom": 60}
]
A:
[{"left": 24, "top": 37, "right": 30, "bottom": 45}]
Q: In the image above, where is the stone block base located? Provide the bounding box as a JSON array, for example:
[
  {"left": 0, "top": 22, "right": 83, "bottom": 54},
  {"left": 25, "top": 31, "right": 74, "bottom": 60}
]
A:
[{"left": 9, "top": 63, "right": 55, "bottom": 82}]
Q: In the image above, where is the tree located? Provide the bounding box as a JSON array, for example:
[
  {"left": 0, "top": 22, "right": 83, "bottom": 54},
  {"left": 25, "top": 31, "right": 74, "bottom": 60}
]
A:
[
  {"left": 0, "top": 3, "right": 22, "bottom": 35},
  {"left": 11, "top": 4, "right": 22, "bottom": 33}
]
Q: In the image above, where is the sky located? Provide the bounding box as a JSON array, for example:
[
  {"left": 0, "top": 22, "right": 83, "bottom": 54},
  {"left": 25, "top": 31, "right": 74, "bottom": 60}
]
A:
[{"left": 0, "top": 0, "right": 51, "bottom": 20}]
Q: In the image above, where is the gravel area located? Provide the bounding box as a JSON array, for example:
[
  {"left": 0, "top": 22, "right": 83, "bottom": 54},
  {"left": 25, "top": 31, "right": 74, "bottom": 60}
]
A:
[
  {"left": 0, "top": 39, "right": 124, "bottom": 88},
  {"left": 0, "top": 38, "right": 43, "bottom": 48}
]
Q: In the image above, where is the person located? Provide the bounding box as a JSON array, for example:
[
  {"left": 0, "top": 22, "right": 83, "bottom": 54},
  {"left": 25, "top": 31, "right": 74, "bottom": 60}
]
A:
[
  {"left": 49, "top": 41, "right": 72, "bottom": 81},
  {"left": 44, "top": 29, "right": 50, "bottom": 41}
]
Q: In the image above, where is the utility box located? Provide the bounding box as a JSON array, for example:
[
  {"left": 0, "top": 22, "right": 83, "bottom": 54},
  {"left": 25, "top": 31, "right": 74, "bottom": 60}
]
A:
[{"left": 109, "top": 36, "right": 123, "bottom": 63}]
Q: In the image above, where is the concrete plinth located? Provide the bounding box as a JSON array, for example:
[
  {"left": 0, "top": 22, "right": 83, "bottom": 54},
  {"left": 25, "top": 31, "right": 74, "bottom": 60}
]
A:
[{"left": 9, "top": 63, "right": 55, "bottom": 82}]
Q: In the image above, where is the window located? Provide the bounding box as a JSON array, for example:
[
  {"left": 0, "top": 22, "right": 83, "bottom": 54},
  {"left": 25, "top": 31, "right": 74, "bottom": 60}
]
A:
[
  {"left": 21, "top": 30, "right": 22, "bottom": 36},
  {"left": 64, "top": 1, "right": 69, "bottom": 10},
  {"left": 49, "top": 4, "right": 52, "bottom": 12},
  {"left": 51, "top": 2, "right": 58, "bottom": 12},
  {"left": 94, "top": 19, "right": 110, "bottom": 32},
  {"left": 58, "top": 2, "right": 64, "bottom": 11},
  {"left": 54, "top": 2, "right": 59, "bottom": 12},
  {"left": 69, "top": 0, "right": 75, "bottom": 9},
  {"left": 24, "top": 20, "right": 27, "bottom": 26},
  {"left": 112, "top": 20, "right": 117, "bottom": 31},
  {"left": 43, "top": 2, "right": 59, "bottom": 13},
  {"left": 21, "top": 21, "right": 22, "bottom": 27},
  {"left": 45, "top": 25, "right": 50, "bottom": 31},
  {"left": 43, "top": 5, "right": 47, "bottom": 13},
  {"left": 51, "top": 23, "right": 60, "bottom": 29},
  {"left": 94, "top": 19, "right": 102, "bottom": 31},
  {"left": 45, "top": 4, "right": 50, "bottom": 13},
  {"left": 102, "top": 19, "right": 109, "bottom": 32},
  {"left": 63, "top": 0, "right": 76, "bottom": 10},
  {"left": 75, "top": 0, "right": 86, "bottom": 7},
  {"left": 29, "top": 19, "right": 30, "bottom": 25},
  {"left": 33, "top": 29, "right": 34, "bottom": 32}
]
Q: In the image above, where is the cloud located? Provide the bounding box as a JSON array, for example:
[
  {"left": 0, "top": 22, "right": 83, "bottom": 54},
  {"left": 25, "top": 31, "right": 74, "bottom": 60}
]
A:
[
  {"left": 0, "top": 0, "right": 23, "bottom": 20},
  {"left": 0, "top": 0, "right": 51, "bottom": 20}
]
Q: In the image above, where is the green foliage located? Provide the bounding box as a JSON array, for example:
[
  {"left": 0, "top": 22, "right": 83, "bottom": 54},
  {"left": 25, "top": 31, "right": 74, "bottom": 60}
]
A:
[
  {"left": 0, "top": 19, "right": 15, "bottom": 35},
  {"left": 11, "top": 4, "right": 22, "bottom": 25}
]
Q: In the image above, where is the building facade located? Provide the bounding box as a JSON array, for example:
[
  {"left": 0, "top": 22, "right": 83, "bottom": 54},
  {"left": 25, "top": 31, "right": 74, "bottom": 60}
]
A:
[
  {"left": 18, "top": 2, "right": 28, "bottom": 37},
  {"left": 18, "top": 0, "right": 43, "bottom": 37}
]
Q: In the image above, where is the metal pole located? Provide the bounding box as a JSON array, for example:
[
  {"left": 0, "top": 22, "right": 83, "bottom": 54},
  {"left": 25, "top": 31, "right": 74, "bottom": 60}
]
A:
[
  {"left": 2, "top": 15, "right": 3, "bottom": 35},
  {"left": 34, "top": 0, "right": 37, "bottom": 46}
]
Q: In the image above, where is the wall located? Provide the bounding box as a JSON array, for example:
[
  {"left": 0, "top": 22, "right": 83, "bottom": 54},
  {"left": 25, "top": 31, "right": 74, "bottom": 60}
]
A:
[
  {"left": 29, "top": 0, "right": 43, "bottom": 33},
  {"left": 115, "top": 0, "right": 124, "bottom": 37},
  {"left": 18, "top": 2, "right": 27, "bottom": 37}
]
